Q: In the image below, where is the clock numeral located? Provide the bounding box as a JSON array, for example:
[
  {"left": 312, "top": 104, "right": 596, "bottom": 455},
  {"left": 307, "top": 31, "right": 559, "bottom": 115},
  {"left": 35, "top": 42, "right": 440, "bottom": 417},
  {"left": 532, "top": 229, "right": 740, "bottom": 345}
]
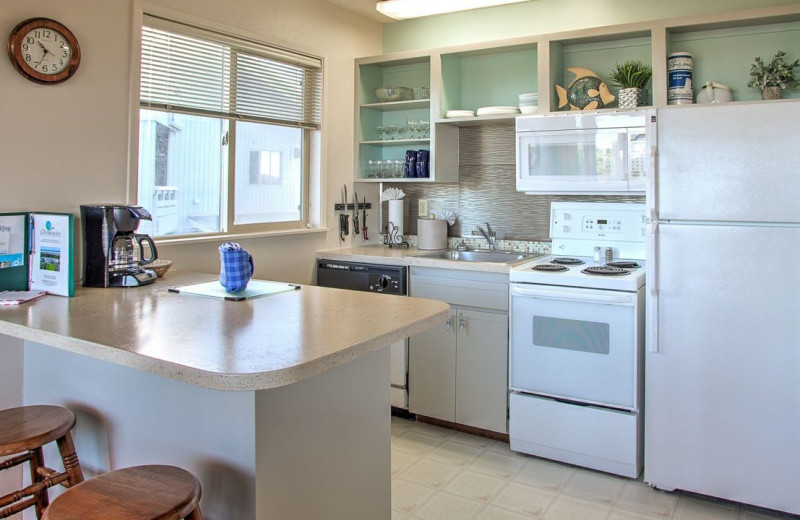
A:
[
  {"left": 42, "top": 64, "right": 48, "bottom": 73},
  {"left": 26, "top": 36, "right": 34, "bottom": 44},
  {"left": 62, "top": 51, "right": 68, "bottom": 58},
  {"left": 25, "top": 54, "right": 32, "bottom": 62},
  {"left": 22, "top": 43, "right": 28, "bottom": 51}
]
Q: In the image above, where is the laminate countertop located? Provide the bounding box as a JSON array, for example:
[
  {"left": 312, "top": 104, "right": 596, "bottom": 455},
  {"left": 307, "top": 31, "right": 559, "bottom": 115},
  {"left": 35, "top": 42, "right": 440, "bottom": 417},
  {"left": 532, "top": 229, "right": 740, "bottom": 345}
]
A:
[
  {"left": 316, "top": 245, "right": 542, "bottom": 273},
  {"left": 0, "top": 272, "right": 449, "bottom": 392}
]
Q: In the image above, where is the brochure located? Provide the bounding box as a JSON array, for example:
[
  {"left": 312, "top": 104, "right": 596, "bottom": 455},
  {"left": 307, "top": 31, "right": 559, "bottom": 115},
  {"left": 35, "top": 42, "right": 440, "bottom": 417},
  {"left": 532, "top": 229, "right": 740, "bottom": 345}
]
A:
[
  {"left": 0, "top": 212, "right": 74, "bottom": 297},
  {"left": 0, "top": 213, "right": 30, "bottom": 291}
]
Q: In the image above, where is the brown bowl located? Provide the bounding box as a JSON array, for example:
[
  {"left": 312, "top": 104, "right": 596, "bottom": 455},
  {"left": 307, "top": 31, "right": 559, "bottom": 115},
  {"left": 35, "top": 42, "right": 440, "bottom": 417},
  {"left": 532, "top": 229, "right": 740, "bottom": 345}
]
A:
[{"left": 150, "top": 259, "right": 173, "bottom": 277}]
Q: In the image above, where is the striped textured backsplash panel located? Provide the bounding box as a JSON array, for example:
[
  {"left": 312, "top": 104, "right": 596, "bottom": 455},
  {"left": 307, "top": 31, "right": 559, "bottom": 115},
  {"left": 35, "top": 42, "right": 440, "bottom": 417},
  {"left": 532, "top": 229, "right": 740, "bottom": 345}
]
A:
[{"left": 384, "top": 122, "right": 643, "bottom": 242}]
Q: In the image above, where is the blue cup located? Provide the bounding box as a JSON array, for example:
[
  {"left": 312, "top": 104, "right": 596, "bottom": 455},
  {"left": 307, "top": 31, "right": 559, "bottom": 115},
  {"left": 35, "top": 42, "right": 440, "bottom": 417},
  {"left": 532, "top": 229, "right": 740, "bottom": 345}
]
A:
[
  {"left": 405, "top": 150, "right": 417, "bottom": 178},
  {"left": 416, "top": 150, "right": 430, "bottom": 177}
]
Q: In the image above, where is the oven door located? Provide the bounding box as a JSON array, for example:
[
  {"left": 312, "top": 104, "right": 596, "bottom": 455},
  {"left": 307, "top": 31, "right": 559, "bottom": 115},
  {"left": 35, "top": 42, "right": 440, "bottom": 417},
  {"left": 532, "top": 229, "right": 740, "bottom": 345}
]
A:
[{"left": 510, "top": 283, "right": 642, "bottom": 411}]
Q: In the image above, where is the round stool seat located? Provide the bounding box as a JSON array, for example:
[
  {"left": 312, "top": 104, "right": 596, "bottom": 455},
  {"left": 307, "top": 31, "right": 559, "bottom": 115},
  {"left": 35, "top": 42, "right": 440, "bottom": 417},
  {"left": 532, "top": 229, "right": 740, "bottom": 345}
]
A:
[
  {"left": 42, "top": 465, "right": 202, "bottom": 520},
  {"left": 0, "top": 405, "right": 76, "bottom": 455}
]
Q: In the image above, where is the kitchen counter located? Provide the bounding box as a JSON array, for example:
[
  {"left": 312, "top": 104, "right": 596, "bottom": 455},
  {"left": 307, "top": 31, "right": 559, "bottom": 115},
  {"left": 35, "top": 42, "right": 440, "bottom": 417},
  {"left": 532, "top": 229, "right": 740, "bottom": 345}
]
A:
[
  {"left": 317, "top": 244, "right": 541, "bottom": 273},
  {"left": 0, "top": 272, "right": 447, "bottom": 391},
  {"left": 0, "top": 272, "right": 449, "bottom": 519}
]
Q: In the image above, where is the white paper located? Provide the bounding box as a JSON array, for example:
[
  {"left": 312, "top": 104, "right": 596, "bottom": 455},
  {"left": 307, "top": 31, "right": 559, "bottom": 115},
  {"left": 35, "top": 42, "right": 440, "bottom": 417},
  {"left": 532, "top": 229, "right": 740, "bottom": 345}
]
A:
[
  {"left": 0, "top": 215, "right": 25, "bottom": 269},
  {"left": 30, "top": 214, "right": 72, "bottom": 296}
]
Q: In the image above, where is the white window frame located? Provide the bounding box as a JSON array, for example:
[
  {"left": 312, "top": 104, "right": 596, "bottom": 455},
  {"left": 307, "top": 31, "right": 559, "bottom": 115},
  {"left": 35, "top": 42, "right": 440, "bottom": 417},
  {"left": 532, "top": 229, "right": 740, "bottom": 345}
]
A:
[{"left": 127, "top": 3, "right": 324, "bottom": 242}]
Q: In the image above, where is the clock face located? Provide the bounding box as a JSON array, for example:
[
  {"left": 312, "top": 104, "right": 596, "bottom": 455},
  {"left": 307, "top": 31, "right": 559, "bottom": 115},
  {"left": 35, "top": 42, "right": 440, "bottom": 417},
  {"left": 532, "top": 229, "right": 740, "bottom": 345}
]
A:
[
  {"left": 21, "top": 27, "right": 72, "bottom": 75},
  {"left": 7, "top": 18, "right": 81, "bottom": 84}
]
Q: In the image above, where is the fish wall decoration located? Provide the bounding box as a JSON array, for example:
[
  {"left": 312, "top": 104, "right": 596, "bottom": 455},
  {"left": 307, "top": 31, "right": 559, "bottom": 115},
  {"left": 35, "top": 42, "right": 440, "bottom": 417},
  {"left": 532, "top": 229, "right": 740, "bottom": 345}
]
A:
[{"left": 555, "top": 67, "right": 616, "bottom": 110}]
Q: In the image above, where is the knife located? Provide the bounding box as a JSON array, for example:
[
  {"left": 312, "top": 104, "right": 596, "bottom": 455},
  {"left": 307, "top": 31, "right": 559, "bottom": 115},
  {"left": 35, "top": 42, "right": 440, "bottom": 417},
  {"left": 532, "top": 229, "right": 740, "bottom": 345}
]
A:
[
  {"left": 362, "top": 196, "right": 368, "bottom": 241},
  {"left": 340, "top": 185, "right": 349, "bottom": 241},
  {"left": 352, "top": 188, "right": 360, "bottom": 235}
]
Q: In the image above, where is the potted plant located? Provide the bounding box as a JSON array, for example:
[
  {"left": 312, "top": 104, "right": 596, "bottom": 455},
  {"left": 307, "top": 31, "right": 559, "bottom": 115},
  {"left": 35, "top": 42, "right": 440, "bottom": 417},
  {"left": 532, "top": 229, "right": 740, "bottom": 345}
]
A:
[
  {"left": 609, "top": 60, "right": 653, "bottom": 108},
  {"left": 747, "top": 50, "right": 799, "bottom": 100}
]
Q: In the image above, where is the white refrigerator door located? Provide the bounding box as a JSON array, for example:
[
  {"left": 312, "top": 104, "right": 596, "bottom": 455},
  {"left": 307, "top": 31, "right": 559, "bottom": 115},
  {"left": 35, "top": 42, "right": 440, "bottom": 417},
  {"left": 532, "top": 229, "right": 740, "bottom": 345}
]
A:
[
  {"left": 655, "top": 102, "right": 800, "bottom": 223},
  {"left": 645, "top": 223, "right": 800, "bottom": 515}
]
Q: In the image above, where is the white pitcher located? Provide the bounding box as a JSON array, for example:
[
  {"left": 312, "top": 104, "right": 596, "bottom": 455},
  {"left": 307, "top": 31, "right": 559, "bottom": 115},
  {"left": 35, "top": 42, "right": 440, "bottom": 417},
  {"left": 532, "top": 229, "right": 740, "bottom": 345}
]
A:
[{"left": 696, "top": 81, "right": 733, "bottom": 103}]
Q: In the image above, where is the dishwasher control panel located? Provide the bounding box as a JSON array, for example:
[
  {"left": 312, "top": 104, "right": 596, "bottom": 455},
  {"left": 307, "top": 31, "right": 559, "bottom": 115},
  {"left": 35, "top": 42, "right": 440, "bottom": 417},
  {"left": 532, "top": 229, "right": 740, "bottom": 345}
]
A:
[{"left": 317, "top": 260, "right": 407, "bottom": 295}]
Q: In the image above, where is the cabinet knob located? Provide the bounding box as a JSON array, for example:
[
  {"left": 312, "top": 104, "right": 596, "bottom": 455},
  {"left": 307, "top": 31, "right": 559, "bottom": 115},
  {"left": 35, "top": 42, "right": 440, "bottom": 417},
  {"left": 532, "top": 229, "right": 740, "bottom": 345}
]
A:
[{"left": 458, "top": 313, "right": 466, "bottom": 333}]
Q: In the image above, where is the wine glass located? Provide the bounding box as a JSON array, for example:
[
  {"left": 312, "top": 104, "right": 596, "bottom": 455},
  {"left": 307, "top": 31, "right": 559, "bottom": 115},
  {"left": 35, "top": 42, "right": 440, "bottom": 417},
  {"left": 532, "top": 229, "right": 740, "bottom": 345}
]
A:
[
  {"left": 419, "top": 117, "right": 430, "bottom": 138},
  {"left": 406, "top": 118, "right": 418, "bottom": 139}
]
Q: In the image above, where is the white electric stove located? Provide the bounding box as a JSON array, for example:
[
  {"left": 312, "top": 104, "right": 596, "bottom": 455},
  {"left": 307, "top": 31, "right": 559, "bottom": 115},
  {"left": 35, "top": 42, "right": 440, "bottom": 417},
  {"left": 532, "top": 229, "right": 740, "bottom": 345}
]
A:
[{"left": 508, "top": 201, "right": 647, "bottom": 478}]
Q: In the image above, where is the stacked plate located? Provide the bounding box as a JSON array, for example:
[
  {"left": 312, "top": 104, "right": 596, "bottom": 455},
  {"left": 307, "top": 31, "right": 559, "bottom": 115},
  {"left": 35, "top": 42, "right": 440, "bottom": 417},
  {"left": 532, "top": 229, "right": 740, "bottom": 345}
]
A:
[
  {"left": 445, "top": 109, "right": 475, "bottom": 118},
  {"left": 519, "top": 92, "right": 539, "bottom": 114},
  {"left": 475, "top": 106, "right": 520, "bottom": 116}
]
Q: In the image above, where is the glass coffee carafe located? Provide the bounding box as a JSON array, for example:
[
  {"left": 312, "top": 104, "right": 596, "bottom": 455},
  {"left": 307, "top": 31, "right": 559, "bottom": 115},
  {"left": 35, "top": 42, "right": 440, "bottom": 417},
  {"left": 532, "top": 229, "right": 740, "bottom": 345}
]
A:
[{"left": 110, "top": 232, "right": 157, "bottom": 274}]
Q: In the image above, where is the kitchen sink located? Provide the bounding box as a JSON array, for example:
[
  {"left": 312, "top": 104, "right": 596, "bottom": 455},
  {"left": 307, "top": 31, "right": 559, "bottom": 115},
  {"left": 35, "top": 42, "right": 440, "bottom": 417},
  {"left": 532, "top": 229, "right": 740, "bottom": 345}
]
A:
[{"left": 412, "top": 249, "right": 540, "bottom": 264}]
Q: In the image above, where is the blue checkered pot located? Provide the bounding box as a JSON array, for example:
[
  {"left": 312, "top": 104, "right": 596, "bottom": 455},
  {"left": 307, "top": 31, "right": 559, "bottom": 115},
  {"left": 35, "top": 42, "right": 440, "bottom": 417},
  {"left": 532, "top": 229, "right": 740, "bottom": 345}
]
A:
[{"left": 219, "top": 242, "right": 254, "bottom": 292}]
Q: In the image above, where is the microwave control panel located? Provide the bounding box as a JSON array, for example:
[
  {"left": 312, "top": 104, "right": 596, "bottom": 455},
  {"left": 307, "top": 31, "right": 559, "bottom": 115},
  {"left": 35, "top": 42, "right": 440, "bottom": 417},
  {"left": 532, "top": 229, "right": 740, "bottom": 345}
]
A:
[{"left": 627, "top": 128, "right": 647, "bottom": 178}]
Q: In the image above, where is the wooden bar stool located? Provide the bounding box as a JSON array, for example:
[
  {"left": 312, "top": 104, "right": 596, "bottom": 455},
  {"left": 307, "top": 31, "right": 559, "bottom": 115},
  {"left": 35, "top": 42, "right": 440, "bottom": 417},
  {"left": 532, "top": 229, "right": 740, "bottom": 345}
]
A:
[
  {"left": 41, "top": 465, "right": 203, "bottom": 520},
  {"left": 0, "top": 405, "right": 85, "bottom": 519}
]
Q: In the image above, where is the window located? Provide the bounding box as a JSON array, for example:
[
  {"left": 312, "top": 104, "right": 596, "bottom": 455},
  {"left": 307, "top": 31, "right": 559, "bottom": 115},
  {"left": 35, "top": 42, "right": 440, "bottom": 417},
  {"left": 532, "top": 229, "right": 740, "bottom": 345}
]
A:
[{"left": 136, "top": 14, "right": 322, "bottom": 237}]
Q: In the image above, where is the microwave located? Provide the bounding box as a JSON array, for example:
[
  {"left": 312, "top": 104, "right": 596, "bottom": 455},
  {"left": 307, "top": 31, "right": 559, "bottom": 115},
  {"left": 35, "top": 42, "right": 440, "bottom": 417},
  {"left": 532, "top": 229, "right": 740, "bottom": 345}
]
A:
[{"left": 516, "top": 110, "right": 651, "bottom": 194}]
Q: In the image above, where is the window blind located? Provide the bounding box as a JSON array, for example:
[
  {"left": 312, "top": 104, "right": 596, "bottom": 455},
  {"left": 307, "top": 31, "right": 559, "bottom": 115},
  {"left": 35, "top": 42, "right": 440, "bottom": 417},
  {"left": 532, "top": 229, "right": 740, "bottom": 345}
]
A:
[{"left": 140, "top": 14, "right": 322, "bottom": 130}]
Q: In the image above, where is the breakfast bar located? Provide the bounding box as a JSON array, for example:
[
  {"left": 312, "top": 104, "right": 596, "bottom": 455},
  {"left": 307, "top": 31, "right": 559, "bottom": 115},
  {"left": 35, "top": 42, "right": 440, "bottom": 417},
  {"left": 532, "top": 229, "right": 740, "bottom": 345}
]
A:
[{"left": 0, "top": 272, "right": 449, "bottom": 519}]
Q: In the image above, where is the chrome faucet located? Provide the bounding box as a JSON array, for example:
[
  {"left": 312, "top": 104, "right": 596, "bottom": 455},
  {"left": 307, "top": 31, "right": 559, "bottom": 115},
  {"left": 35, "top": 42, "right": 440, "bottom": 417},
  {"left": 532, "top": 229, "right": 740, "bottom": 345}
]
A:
[{"left": 475, "top": 222, "right": 497, "bottom": 250}]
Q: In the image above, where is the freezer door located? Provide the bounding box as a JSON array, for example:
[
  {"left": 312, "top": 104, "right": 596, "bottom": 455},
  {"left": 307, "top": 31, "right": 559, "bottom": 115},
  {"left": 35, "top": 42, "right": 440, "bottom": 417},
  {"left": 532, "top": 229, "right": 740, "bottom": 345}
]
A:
[
  {"left": 655, "top": 102, "right": 800, "bottom": 223},
  {"left": 645, "top": 223, "right": 800, "bottom": 515}
]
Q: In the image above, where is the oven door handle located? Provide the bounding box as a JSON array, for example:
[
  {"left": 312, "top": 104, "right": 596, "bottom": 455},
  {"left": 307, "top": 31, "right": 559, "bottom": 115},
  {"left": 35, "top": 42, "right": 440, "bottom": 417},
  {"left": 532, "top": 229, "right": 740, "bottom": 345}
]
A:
[{"left": 510, "top": 285, "right": 635, "bottom": 305}]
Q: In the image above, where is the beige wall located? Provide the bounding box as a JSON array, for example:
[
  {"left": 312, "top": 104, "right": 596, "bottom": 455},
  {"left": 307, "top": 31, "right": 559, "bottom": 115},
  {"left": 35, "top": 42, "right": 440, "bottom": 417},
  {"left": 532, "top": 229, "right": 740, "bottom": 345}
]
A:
[{"left": 0, "top": 0, "right": 381, "bottom": 285}]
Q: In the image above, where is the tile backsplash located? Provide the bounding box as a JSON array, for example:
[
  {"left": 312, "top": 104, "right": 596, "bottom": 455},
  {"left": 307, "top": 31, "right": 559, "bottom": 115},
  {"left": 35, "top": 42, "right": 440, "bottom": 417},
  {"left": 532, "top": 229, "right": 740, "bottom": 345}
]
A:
[{"left": 383, "top": 123, "right": 644, "bottom": 242}]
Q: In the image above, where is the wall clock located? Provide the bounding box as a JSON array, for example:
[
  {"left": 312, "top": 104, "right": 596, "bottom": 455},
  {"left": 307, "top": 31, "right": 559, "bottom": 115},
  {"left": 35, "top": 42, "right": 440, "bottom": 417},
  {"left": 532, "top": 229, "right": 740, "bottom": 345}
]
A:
[{"left": 7, "top": 17, "right": 81, "bottom": 84}]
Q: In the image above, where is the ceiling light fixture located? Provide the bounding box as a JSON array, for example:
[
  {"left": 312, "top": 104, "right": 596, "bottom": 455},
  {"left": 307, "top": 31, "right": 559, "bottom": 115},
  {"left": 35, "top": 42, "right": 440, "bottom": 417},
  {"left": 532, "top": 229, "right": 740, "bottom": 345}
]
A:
[{"left": 376, "top": 0, "right": 529, "bottom": 20}]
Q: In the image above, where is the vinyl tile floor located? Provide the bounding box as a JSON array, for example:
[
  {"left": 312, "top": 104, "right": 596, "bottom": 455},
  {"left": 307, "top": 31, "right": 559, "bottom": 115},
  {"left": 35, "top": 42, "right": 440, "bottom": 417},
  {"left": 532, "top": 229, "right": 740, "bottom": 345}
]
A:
[{"left": 390, "top": 416, "right": 799, "bottom": 520}]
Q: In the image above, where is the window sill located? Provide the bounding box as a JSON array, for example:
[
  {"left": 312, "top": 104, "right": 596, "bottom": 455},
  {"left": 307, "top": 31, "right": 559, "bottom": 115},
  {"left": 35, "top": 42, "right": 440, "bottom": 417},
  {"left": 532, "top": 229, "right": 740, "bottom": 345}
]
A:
[{"left": 154, "top": 226, "right": 328, "bottom": 246}]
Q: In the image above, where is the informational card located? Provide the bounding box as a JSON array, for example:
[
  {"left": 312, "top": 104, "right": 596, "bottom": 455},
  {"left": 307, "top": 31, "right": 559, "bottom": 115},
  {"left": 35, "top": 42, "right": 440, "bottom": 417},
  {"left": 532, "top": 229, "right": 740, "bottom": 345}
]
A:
[
  {"left": 0, "top": 213, "right": 29, "bottom": 291},
  {"left": 29, "top": 213, "right": 74, "bottom": 297}
]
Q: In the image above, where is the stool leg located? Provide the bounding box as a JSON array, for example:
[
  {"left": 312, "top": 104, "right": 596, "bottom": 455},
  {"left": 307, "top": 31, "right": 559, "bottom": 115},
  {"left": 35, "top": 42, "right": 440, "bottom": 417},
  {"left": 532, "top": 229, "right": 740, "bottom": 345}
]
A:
[
  {"left": 29, "top": 448, "right": 47, "bottom": 519},
  {"left": 55, "top": 431, "right": 84, "bottom": 487},
  {"left": 186, "top": 507, "right": 204, "bottom": 520}
]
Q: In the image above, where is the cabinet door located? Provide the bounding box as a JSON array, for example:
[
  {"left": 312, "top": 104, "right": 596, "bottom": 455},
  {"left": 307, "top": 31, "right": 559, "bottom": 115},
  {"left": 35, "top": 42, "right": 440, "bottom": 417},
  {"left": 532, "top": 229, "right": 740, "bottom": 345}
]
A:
[
  {"left": 455, "top": 309, "right": 509, "bottom": 433},
  {"left": 408, "top": 309, "right": 457, "bottom": 422}
]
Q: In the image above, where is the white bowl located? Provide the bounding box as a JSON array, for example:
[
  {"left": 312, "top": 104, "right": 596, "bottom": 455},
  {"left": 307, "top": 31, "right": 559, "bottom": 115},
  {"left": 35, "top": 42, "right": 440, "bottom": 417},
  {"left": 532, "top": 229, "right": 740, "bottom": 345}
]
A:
[{"left": 520, "top": 105, "right": 539, "bottom": 114}]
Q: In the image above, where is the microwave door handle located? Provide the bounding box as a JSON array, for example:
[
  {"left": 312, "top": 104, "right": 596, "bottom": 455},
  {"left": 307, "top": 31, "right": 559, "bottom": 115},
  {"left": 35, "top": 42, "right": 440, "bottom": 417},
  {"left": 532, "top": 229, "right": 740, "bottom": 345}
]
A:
[{"left": 511, "top": 285, "right": 635, "bottom": 305}]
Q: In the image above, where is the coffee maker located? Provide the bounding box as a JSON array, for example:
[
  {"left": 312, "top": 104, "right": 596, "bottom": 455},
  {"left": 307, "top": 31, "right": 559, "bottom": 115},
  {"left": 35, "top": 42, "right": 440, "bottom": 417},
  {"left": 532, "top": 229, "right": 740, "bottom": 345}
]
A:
[{"left": 80, "top": 204, "right": 159, "bottom": 287}]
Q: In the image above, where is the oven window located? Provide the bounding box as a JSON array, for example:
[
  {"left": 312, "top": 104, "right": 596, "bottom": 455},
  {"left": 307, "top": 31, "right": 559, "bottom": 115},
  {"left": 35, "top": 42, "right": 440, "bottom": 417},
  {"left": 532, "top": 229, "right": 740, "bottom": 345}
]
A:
[{"left": 532, "top": 316, "right": 609, "bottom": 354}]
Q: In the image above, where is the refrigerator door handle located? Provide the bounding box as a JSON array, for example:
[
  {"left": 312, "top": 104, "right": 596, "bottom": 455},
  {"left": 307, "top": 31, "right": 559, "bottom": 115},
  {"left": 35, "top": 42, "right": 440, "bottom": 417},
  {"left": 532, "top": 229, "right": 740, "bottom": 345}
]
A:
[
  {"left": 647, "top": 220, "right": 659, "bottom": 353},
  {"left": 646, "top": 114, "right": 658, "bottom": 223}
]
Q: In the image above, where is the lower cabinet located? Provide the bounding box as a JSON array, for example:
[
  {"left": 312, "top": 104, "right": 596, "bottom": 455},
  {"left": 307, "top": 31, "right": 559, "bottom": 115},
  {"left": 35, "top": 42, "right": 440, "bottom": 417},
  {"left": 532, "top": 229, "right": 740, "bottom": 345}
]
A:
[{"left": 408, "top": 267, "right": 509, "bottom": 434}]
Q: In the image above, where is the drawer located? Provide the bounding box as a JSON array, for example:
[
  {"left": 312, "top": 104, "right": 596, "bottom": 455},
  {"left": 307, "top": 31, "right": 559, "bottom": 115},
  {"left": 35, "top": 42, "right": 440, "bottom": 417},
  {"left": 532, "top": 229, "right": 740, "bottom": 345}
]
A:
[{"left": 410, "top": 267, "right": 508, "bottom": 311}]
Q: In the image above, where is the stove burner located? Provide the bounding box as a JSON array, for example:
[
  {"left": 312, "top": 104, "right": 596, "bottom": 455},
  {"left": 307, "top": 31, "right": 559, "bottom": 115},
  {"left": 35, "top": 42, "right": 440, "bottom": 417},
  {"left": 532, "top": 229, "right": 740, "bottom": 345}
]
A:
[
  {"left": 531, "top": 264, "right": 569, "bottom": 272},
  {"left": 606, "top": 261, "right": 641, "bottom": 269},
  {"left": 582, "top": 266, "right": 629, "bottom": 276},
  {"left": 552, "top": 257, "right": 585, "bottom": 265}
]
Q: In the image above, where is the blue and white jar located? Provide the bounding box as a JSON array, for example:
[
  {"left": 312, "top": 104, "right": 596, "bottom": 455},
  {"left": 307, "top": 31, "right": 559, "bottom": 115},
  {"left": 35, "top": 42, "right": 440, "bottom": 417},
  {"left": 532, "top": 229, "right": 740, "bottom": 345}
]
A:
[{"left": 668, "top": 52, "right": 693, "bottom": 105}]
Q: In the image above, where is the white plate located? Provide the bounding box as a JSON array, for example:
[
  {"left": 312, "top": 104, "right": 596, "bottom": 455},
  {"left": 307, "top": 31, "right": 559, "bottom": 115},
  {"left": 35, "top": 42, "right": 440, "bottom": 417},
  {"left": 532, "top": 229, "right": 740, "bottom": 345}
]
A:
[
  {"left": 476, "top": 106, "right": 521, "bottom": 116},
  {"left": 445, "top": 110, "right": 475, "bottom": 118}
]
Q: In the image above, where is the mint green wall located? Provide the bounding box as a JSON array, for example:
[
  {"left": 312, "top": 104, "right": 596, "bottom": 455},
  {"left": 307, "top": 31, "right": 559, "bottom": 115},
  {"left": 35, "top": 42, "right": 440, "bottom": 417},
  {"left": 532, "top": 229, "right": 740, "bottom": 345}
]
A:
[{"left": 382, "top": 0, "right": 800, "bottom": 53}]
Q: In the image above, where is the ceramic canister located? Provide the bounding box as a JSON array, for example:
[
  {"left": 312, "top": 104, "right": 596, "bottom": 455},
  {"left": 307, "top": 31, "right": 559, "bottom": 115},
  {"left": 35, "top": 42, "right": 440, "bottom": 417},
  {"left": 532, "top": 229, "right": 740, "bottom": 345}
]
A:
[{"left": 668, "top": 52, "right": 693, "bottom": 105}]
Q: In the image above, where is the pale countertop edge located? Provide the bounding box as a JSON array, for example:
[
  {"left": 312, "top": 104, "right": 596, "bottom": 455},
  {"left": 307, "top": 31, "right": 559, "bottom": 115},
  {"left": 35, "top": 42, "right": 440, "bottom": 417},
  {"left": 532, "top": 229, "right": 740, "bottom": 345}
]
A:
[
  {"left": 316, "top": 245, "right": 541, "bottom": 273},
  {"left": 0, "top": 303, "right": 450, "bottom": 393}
]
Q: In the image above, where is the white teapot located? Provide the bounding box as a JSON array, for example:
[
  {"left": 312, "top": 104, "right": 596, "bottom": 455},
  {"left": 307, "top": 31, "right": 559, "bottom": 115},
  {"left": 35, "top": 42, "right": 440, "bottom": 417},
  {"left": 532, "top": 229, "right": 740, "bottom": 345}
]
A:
[{"left": 696, "top": 82, "right": 733, "bottom": 103}]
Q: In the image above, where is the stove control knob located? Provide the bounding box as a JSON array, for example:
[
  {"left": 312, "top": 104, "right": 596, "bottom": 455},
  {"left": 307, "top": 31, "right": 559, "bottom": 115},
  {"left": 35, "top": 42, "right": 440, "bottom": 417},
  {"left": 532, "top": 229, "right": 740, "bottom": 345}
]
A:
[
  {"left": 562, "top": 213, "right": 570, "bottom": 220},
  {"left": 376, "top": 275, "right": 391, "bottom": 291},
  {"left": 561, "top": 225, "right": 569, "bottom": 232}
]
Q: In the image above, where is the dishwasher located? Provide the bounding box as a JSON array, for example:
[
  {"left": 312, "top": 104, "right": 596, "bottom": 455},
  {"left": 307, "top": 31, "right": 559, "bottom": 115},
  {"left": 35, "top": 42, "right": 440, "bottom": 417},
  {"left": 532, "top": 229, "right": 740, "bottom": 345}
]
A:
[{"left": 317, "top": 259, "right": 409, "bottom": 409}]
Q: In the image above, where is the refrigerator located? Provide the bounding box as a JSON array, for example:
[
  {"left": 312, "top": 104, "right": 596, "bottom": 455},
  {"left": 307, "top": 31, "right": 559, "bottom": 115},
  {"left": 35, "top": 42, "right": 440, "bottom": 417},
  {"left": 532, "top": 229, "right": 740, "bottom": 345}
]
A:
[{"left": 645, "top": 101, "right": 800, "bottom": 515}]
